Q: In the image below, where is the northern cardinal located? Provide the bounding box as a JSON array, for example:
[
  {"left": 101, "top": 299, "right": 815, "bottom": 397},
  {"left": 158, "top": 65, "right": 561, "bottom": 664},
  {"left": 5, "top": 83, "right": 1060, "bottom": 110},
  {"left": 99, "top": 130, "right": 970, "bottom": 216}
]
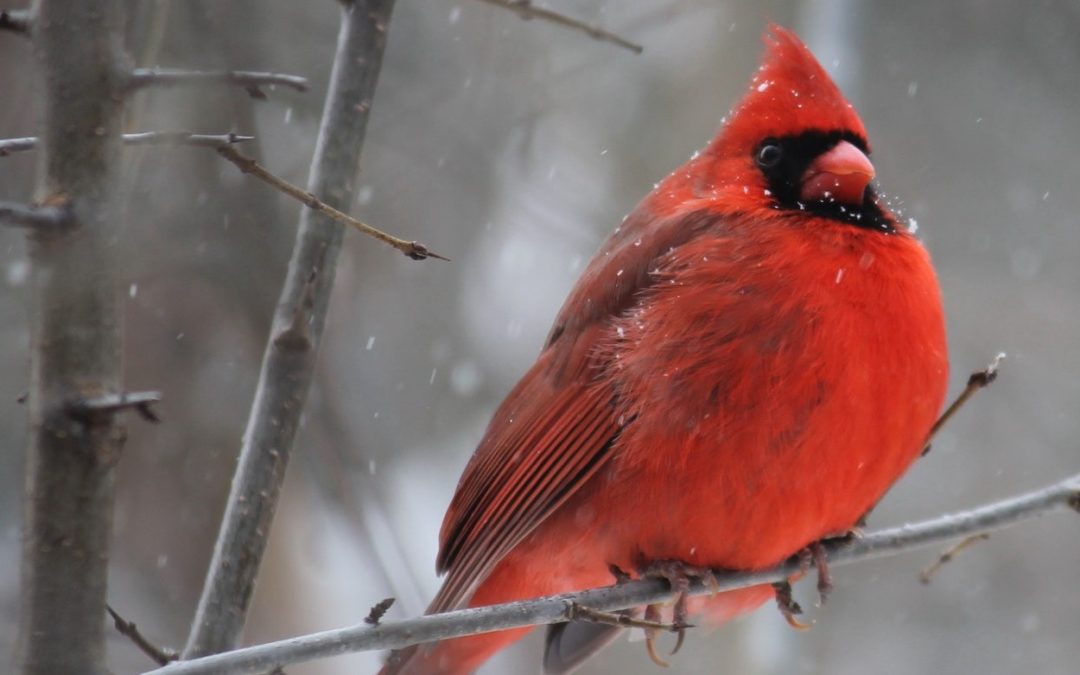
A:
[{"left": 382, "top": 25, "right": 948, "bottom": 674}]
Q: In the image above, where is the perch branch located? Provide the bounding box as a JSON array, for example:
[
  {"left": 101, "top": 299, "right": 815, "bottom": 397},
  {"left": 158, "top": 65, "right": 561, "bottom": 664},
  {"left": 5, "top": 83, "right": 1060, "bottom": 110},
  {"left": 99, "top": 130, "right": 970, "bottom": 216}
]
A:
[
  {"left": 0, "top": 131, "right": 253, "bottom": 156},
  {"left": 181, "top": 0, "right": 400, "bottom": 660},
  {"left": 149, "top": 471, "right": 1080, "bottom": 675},
  {"left": 476, "top": 0, "right": 642, "bottom": 54},
  {"left": 125, "top": 68, "right": 309, "bottom": 99},
  {"left": 215, "top": 144, "right": 446, "bottom": 261}
]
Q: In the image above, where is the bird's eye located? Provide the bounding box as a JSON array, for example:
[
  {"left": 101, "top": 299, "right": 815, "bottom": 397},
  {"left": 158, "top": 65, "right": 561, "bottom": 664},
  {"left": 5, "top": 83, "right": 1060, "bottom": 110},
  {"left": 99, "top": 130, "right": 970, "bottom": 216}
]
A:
[{"left": 756, "top": 142, "right": 782, "bottom": 169}]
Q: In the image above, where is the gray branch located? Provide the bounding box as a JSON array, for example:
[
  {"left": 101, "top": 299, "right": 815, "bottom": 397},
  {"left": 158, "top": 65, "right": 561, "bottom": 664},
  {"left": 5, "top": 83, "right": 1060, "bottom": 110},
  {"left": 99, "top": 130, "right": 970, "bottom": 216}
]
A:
[
  {"left": 0, "top": 201, "right": 72, "bottom": 228},
  {"left": 147, "top": 471, "right": 1080, "bottom": 675},
  {"left": 0, "top": 131, "right": 253, "bottom": 155},
  {"left": 181, "top": 0, "right": 397, "bottom": 659},
  {"left": 476, "top": 0, "right": 643, "bottom": 54},
  {"left": 67, "top": 390, "right": 163, "bottom": 424},
  {"left": 16, "top": 0, "right": 127, "bottom": 673},
  {"left": 0, "top": 8, "right": 32, "bottom": 35},
  {"left": 126, "top": 68, "right": 309, "bottom": 98}
]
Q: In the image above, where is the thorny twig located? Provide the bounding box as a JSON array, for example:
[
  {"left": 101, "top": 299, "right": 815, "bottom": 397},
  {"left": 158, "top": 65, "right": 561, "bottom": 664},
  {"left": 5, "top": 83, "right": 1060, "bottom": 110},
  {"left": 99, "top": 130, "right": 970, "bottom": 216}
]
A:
[
  {"left": 924, "top": 353, "right": 1005, "bottom": 455},
  {"left": 108, "top": 605, "right": 179, "bottom": 666},
  {"left": 215, "top": 144, "right": 448, "bottom": 261},
  {"left": 476, "top": 0, "right": 642, "bottom": 54}
]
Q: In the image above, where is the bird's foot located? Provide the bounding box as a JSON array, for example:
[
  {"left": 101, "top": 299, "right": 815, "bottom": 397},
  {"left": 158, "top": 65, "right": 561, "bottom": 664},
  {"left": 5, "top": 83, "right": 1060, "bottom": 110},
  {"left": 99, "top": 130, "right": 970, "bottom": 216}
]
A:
[
  {"left": 800, "top": 529, "right": 860, "bottom": 606},
  {"left": 796, "top": 540, "right": 833, "bottom": 605},
  {"left": 771, "top": 579, "right": 812, "bottom": 630},
  {"left": 636, "top": 559, "right": 716, "bottom": 666}
]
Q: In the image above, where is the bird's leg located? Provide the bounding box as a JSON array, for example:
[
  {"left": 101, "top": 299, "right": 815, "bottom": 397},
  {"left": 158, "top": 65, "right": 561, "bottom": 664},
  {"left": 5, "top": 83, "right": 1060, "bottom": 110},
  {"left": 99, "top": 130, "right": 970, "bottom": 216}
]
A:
[
  {"left": 805, "top": 527, "right": 863, "bottom": 605},
  {"left": 637, "top": 559, "right": 717, "bottom": 664},
  {"left": 771, "top": 579, "right": 811, "bottom": 630},
  {"left": 809, "top": 540, "right": 832, "bottom": 603}
]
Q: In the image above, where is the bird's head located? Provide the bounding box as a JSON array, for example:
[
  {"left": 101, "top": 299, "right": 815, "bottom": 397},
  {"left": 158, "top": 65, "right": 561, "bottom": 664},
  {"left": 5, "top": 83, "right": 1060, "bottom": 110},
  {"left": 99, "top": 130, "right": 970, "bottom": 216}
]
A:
[{"left": 656, "top": 25, "right": 894, "bottom": 232}]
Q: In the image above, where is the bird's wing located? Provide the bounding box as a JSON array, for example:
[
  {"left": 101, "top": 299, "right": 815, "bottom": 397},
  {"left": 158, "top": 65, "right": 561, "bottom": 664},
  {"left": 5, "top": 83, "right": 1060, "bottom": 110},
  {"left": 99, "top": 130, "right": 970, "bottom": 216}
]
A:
[{"left": 429, "top": 208, "right": 721, "bottom": 613}]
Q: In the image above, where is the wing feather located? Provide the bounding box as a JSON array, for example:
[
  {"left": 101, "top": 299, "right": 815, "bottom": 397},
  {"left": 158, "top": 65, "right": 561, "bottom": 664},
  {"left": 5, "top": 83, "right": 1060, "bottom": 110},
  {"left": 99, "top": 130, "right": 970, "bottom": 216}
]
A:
[{"left": 430, "top": 208, "right": 723, "bottom": 614}]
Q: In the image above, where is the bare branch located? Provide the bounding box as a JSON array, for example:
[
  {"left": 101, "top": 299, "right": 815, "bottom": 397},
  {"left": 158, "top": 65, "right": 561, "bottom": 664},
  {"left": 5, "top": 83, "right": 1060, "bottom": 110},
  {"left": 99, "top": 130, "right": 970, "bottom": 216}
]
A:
[
  {"left": 148, "top": 471, "right": 1080, "bottom": 675},
  {"left": 0, "top": 200, "right": 72, "bottom": 229},
  {"left": 0, "top": 8, "right": 31, "bottom": 35},
  {"left": 182, "top": 0, "right": 400, "bottom": 659},
  {"left": 215, "top": 144, "right": 447, "bottom": 261},
  {"left": 926, "top": 353, "right": 1005, "bottom": 446},
  {"left": 476, "top": 0, "right": 643, "bottom": 54},
  {"left": 1, "top": 131, "right": 253, "bottom": 156},
  {"left": 125, "top": 68, "right": 309, "bottom": 99},
  {"left": 16, "top": 0, "right": 127, "bottom": 672},
  {"left": 67, "top": 390, "right": 163, "bottom": 425},
  {"left": 107, "top": 605, "right": 179, "bottom": 667}
]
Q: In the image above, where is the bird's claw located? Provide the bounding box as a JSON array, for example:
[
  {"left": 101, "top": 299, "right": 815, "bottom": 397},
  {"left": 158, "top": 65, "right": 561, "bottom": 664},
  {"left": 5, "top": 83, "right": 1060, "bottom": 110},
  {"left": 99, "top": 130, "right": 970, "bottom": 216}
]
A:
[
  {"left": 636, "top": 559, "right": 714, "bottom": 664},
  {"left": 772, "top": 579, "right": 812, "bottom": 631}
]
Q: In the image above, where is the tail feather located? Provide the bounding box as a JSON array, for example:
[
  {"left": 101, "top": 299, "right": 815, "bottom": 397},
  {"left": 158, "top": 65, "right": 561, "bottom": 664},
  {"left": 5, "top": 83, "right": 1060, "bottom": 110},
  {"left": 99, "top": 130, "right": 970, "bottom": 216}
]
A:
[{"left": 543, "top": 620, "right": 627, "bottom": 675}]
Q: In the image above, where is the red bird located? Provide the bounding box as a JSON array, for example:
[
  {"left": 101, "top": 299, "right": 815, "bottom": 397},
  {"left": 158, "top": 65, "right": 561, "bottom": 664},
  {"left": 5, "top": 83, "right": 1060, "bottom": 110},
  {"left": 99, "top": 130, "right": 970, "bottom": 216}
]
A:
[{"left": 383, "top": 25, "right": 948, "bottom": 674}]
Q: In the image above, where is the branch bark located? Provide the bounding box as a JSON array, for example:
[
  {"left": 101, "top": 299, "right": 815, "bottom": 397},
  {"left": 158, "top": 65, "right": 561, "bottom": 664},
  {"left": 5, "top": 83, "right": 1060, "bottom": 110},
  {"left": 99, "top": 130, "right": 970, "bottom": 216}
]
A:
[
  {"left": 0, "top": 8, "right": 32, "bottom": 35},
  {"left": 125, "top": 68, "right": 309, "bottom": 98},
  {"left": 147, "top": 470, "right": 1080, "bottom": 675},
  {"left": 15, "top": 1, "right": 127, "bottom": 674},
  {"left": 0, "top": 200, "right": 72, "bottom": 228},
  {"left": 0, "top": 131, "right": 253, "bottom": 155},
  {"left": 182, "top": 0, "right": 398, "bottom": 659}
]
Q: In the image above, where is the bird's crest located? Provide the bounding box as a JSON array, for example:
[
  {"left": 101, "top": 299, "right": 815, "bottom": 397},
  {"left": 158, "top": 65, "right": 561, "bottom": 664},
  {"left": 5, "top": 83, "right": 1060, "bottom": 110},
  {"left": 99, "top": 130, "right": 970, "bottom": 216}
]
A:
[{"left": 717, "top": 25, "right": 868, "bottom": 153}]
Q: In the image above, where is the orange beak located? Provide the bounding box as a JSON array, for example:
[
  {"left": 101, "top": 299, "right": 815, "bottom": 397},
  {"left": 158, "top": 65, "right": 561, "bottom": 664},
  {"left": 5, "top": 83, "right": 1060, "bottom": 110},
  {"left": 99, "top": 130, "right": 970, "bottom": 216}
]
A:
[{"left": 799, "top": 140, "right": 875, "bottom": 205}]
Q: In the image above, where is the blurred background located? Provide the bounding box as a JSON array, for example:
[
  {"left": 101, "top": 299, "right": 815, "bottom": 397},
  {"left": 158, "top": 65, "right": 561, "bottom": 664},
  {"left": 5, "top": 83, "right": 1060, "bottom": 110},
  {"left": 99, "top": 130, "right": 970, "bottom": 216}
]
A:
[{"left": 1, "top": 0, "right": 1078, "bottom": 673}]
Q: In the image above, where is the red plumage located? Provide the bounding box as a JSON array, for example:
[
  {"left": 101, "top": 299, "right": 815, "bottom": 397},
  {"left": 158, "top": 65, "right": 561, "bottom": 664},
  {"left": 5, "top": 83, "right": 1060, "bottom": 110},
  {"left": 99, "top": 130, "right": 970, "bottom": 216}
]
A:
[{"left": 382, "top": 25, "right": 948, "bottom": 674}]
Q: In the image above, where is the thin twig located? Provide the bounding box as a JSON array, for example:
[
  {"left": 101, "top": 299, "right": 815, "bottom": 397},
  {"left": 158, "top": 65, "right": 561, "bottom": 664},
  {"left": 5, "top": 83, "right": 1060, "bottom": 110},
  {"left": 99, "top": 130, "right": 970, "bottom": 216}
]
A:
[
  {"left": 67, "top": 391, "right": 163, "bottom": 424},
  {"left": 182, "top": 0, "right": 400, "bottom": 660},
  {"left": 126, "top": 68, "right": 309, "bottom": 99},
  {"left": 0, "top": 8, "right": 31, "bottom": 35},
  {"left": 568, "top": 603, "right": 673, "bottom": 631},
  {"left": 476, "top": 0, "right": 642, "bottom": 54},
  {"left": 215, "top": 144, "right": 447, "bottom": 261},
  {"left": 0, "top": 201, "right": 72, "bottom": 228},
  {"left": 107, "top": 605, "right": 179, "bottom": 666},
  {"left": 918, "top": 533, "right": 991, "bottom": 584},
  {"left": 923, "top": 353, "right": 1005, "bottom": 455},
  {"left": 147, "top": 470, "right": 1080, "bottom": 675},
  {"left": 0, "top": 131, "right": 253, "bottom": 156}
]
